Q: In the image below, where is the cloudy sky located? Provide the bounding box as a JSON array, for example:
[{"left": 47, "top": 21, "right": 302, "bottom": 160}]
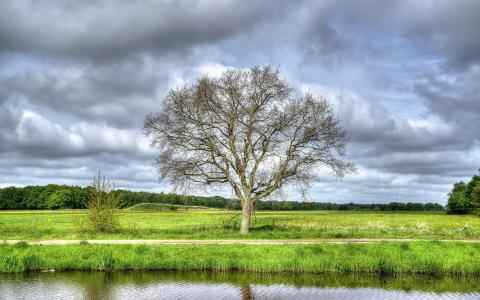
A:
[{"left": 1, "top": 0, "right": 479, "bottom": 204}]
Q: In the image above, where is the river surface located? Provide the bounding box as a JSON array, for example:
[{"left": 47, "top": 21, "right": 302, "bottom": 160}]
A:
[{"left": 1, "top": 271, "right": 480, "bottom": 299}]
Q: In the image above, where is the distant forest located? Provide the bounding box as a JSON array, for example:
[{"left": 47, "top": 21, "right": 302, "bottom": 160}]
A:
[
  {"left": 0, "top": 184, "right": 445, "bottom": 211},
  {"left": 447, "top": 171, "right": 480, "bottom": 214}
]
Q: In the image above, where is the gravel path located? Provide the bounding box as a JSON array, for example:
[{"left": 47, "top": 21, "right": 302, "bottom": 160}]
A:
[{"left": 4, "top": 238, "right": 480, "bottom": 245}]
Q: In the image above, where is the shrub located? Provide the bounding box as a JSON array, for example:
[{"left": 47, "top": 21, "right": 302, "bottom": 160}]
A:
[
  {"left": 85, "top": 171, "right": 121, "bottom": 232},
  {"left": 15, "top": 241, "right": 29, "bottom": 248}
]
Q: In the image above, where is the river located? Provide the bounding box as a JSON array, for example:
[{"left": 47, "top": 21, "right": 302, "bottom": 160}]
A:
[{"left": 1, "top": 271, "right": 480, "bottom": 299}]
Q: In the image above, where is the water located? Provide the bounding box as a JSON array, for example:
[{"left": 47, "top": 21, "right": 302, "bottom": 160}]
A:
[{"left": 1, "top": 271, "right": 480, "bottom": 299}]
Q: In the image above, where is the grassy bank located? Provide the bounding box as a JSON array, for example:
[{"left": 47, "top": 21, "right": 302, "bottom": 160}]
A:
[
  {"left": 1, "top": 210, "right": 479, "bottom": 240},
  {"left": 1, "top": 241, "right": 480, "bottom": 275}
]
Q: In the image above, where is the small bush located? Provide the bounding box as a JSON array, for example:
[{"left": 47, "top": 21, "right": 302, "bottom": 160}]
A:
[
  {"left": 15, "top": 241, "right": 29, "bottom": 248},
  {"left": 85, "top": 171, "right": 121, "bottom": 232}
]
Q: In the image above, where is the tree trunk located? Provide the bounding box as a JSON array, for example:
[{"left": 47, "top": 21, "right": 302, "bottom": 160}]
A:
[{"left": 240, "top": 199, "right": 252, "bottom": 234}]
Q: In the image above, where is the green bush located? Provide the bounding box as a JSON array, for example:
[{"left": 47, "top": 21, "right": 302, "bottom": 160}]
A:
[
  {"left": 15, "top": 241, "right": 29, "bottom": 248},
  {"left": 85, "top": 172, "right": 121, "bottom": 232}
]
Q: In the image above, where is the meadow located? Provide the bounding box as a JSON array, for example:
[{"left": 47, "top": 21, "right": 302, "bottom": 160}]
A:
[{"left": 1, "top": 209, "right": 479, "bottom": 240}]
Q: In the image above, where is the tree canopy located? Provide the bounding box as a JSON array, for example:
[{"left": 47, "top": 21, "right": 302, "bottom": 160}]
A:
[{"left": 447, "top": 170, "right": 480, "bottom": 214}]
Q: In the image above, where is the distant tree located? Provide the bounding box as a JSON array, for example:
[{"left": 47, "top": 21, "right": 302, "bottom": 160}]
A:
[
  {"left": 446, "top": 170, "right": 480, "bottom": 214},
  {"left": 0, "top": 187, "right": 15, "bottom": 209},
  {"left": 0, "top": 187, "right": 26, "bottom": 209},
  {"left": 471, "top": 181, "right": 480, "bottom": 215},
  {"left": 144, "top": 66, "right": 356, "bottom": 233},
  {"left": 447, "top": 181, "right": 469, "bottom": 214},
  {"left": 85, "top": 171, "right": 121, "bottom": 232},
  {"left": 465, "top": 171, "right": 480, "bottom": 205},
  {"left": 46, "top": 189, "right": 72, "bottom": 210}
]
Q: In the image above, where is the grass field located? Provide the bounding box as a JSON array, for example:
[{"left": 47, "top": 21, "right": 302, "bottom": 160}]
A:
[
  {"left": 2, "top": 210, "right": 480, "bottom": 275},
  {"left": 1, "top": 241, "right": 480, "bottom": 275},
  {"left": 125, "top": 202, "right": 217, "bottom": 211},
  {"left": 0, "top": 209, "right": 478, "bottom": 240}
]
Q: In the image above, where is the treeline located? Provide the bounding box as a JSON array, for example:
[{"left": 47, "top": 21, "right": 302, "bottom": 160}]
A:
[
  {"left": 0, "top": 184, "right": 445, "bottom": 211},
  {"left": 0, "top": 185, "right": 227, "bottom": 210},
  {"left": 252, "top": 201, "right": 444, "bottom": 211},
  {"left": 447, "top": 171, "right": 480, "bottom": 214}
]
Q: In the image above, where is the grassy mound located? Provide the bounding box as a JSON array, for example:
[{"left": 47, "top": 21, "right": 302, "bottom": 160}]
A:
[{"left": 125, "top": 203, "right": 217, "bottom": 211}]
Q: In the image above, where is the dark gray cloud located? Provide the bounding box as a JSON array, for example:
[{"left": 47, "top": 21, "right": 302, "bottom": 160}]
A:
[
  {"left": 0, "top": 100, "right": 19, "bottom": 130},
  {"left": 415, "top": 66, "right": 480, "bottom": 140},
  {"left": 360, "top": 152, "right": 479, "bottom": 177},
  {"left": 330, "top": 90, "right": 471, "bottom": 153},
  {"left": 0, "top": 0, "right": 479, "bottom": 204},
  {"left": 319, "top": 0, "right": 480, "bottom": 70},
  {"left": 0, "top": 0, "right": 281, "bottom": 62},
  {"left": 0, "top": 58, "right": 163, "bottom": 128}
]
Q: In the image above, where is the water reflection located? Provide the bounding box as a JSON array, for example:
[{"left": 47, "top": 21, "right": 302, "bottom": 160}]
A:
[{"left": 1, "top": 271, "right": 480, "bottom": 299}]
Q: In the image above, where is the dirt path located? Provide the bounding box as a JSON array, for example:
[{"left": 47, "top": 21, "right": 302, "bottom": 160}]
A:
[{"left": 4, "top": 238, "right": 480, "bottom": 245}]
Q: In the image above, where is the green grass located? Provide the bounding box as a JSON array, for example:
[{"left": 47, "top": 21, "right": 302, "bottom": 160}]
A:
[
  {"left": 0, "top": 209, "right": 478, "bottom": 240},
  {"left": 1, "top": 241, "right": 480, "bottom": 275},
  {"left": 125, "top": 202, "right": 217, "bottom": 211}
]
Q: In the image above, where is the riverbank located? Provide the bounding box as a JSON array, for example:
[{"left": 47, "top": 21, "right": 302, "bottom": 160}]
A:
[{"left": 1, "top": 241, "right": 480, "bottom": 275}]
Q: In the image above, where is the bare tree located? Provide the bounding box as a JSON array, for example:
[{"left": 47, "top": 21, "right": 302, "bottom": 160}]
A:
[{"left": 144, "top": 66, "right": 356, "bottom": 233}]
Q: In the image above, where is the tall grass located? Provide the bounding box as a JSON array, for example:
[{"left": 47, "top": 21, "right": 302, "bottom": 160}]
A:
[{"left": 1, "top": 242, "right": 480, "bottom": 275}]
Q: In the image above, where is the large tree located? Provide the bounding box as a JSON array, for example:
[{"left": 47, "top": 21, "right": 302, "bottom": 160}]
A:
[{"left": 144, "top": 66, "right": 356, "bottom": 233}]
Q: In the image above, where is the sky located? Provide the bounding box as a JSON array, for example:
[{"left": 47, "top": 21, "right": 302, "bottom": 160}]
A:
[{"left": 0, "top": 0, "right": 479, "bottom": 204}]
